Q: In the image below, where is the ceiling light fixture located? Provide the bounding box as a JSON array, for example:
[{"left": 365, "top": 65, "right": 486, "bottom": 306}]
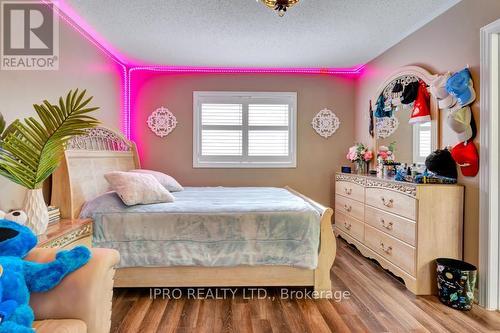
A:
[{"left": 259, "top": 0, "right": 299, "bottom": 17}]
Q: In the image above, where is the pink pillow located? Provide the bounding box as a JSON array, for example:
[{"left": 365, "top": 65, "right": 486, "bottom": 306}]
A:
[
  {"left": 129, "top": 169, "right": 183, "bottom": 192},
  {"left": 104, "top": 171, "right": 175, "bottom": 206}
]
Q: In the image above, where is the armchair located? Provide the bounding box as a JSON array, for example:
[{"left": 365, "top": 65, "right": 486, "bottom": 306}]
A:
[{"left": 26, "top": 248, "right": 120, "bottom": 333}]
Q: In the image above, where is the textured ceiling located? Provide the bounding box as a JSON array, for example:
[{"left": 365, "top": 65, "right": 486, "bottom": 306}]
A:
[{"left": 64, "top": 0, "right": 461, "bottom": 68}]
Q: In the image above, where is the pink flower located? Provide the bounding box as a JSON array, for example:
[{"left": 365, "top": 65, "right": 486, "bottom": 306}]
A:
[
  {"left": 364, "top": 151, "right": 373, "bottom": 161},
  {"left": 346, "top": 151, "right": 357, "bottom": 161}
]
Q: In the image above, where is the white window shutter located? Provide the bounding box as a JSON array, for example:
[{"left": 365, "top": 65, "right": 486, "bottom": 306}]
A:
[{"left": 193, "top": 92, "right": 297, "bottom": 168}]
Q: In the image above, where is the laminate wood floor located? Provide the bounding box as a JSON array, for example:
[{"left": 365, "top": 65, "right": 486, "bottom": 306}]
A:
[{"left": 111, "top": 238, "right": 500, "bottom": 332}]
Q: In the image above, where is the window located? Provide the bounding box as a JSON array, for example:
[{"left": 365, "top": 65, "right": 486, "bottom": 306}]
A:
[
  {"left": 412, "top": 121, "right": 432, "bottom": 164},
  {"left": 193, "top": 92, "right": 297, "bottom": 168}
]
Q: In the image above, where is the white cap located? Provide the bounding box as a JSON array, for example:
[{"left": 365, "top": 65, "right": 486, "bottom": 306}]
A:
[{"left": 446, "top": 105, "right": 472, "bottom": 142}]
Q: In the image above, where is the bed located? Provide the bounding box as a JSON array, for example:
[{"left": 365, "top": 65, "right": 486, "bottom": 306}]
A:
[{"left": 51, "top": 127, "right": 336, "bottom": 295}]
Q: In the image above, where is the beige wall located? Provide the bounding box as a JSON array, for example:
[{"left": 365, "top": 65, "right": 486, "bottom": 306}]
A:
[
  {"left": 0, "top": 18, "right": 122, "bottom": 211},
  {"left": 131, "top": 73, "right": 356, "bottom": 206},
  {"left": 354, "top": 0, "right": 500, "bottom": 266}
]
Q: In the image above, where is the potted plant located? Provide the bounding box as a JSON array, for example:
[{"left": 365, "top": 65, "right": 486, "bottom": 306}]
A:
[
  {"left": 346, "top": 143, "right": 373, "bottom": 174},
  {"left": 0, "top": 89, "right": 99, "bottom": 234}
]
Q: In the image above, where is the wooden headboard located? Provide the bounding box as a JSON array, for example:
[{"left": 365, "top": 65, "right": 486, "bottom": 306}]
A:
[{"left": 51, "top": 126, "right": 140, "bottom": 219}]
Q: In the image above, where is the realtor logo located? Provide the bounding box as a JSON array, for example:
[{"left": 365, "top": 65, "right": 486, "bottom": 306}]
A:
[{"left": 1, "top": 1, "right": 59, "bottom": 70}]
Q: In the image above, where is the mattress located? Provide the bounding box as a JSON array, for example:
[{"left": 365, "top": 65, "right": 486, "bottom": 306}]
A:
[{"left": 80, "top": 187, "right": 322, "bottom": 269}]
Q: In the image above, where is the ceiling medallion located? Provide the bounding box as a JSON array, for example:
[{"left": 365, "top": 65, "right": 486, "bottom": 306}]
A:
[{"left": 260, "top": 0, "right": 300, "bottom": 17}]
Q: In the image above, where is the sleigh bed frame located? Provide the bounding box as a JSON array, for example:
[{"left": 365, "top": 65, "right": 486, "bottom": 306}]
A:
[{"left": 51, "top": 127, "right": 336, "bottom": 295}]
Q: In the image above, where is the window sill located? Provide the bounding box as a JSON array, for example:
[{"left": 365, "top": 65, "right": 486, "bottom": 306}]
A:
[{"left": 193, "top": 161, "right": 297, "bottom": 169}]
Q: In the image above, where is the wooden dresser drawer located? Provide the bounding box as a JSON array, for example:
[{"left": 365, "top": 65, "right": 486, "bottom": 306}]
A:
[
  {"left": 365, "top": 187, "right": 417, "bottom": 220},
  {"left": 335, "top": 181, "right": 365, "bottom": 202},
  {"left": 335, "top": 211, "right": 364, "bottom": 242},
  {"left": 335, "top": 194, "right": 364, "bottom": 221},
  {"left": 365, "top": 206, "right": 416, "bottom": 246},
  {"left": 364, "top": 225, "right": 416, "bottom": 276}
]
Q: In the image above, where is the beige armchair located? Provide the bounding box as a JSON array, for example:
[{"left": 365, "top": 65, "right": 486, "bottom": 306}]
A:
[{"left": 25, "top": 248, "right": 120, "bottom": 333}]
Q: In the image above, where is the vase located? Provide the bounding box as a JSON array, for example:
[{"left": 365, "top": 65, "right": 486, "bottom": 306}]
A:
[
  {"left": 355, "top": 160, "right": 367, "bottom": 174},
  {"left": 23, "top": 188, "right": 49, "bottom": 235}
]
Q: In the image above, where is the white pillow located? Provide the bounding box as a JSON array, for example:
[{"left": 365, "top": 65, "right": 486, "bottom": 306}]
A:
[
  {"left": 104, "top": 171, "right": 175, "bottom": 206},
  {"left": 129, "top": 169, "right": 184, "bottom": 192}
]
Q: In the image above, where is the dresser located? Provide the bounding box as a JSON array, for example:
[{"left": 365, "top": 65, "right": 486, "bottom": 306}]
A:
[{"left": 334, "top": 173, "right": 464, "bottom": 295}]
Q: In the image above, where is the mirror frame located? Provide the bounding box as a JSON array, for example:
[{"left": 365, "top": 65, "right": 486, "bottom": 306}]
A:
[{"left": 371, "top": 65, "right": 441, "bottom": 165}]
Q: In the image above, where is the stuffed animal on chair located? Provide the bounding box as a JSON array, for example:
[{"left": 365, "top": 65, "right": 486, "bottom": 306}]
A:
[
  {"left": 0, "top": 219, "right": 91, "bottom": 332},
  {"left": 0, "top": 264, "right": 18, "bottom": 326}
]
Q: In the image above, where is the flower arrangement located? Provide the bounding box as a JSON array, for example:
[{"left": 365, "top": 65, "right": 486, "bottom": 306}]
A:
[
  {"left": 346, "top": 143, "right": 372, "bottom": 174},
  {"left": 346, "top": 143, "right": 373, "bottom": 163},
  {"left": 377, "top": 142, "right": 396, "bottom": 163}
]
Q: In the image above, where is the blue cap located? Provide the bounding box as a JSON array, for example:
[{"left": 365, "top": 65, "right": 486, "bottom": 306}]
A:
[{"left": 446, "top": 68, "right": 475, "bottom": 106}]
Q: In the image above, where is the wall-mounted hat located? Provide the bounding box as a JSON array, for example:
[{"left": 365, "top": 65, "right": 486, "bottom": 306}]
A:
[
  {"left": 392, "top": 82, "right": 404, "bottom": 106},
  {"left": 374, "top": 95, "right": 386, "bottom": 118},
  {"left": 446, "top": 68, "right": 476, "bottom": 107},
  {"left": 409, "top": 80, "right": 431, "bottom": 124},
  {"left": 451, "top": 140, "right": 479, "bottom": 177},
  {"left": 430, "top": 72, "right": 457, "bottom": 109},
  {"left": 446, "top": 105, "right": 472, "bottom": 142},
  {"left": 401, "top": 81, "right": 419, "bottom": 105}
]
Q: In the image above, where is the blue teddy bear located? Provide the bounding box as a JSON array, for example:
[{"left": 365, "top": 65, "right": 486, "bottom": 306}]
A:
[{"left": 0, "top": 219, "right": 91, "bottom": 332}]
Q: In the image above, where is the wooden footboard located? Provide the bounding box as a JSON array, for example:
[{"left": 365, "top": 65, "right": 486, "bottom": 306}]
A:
[
  {"left": 115, "top": 187, "right": 337, "bottom": 298},
  {"left": 285, "top": 186, "right": 336, "bottom": 294}
]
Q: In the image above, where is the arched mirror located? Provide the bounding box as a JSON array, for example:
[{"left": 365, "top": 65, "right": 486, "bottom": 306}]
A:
[{"left": 372, "top": 66, "right": 440, "bottom": 165}]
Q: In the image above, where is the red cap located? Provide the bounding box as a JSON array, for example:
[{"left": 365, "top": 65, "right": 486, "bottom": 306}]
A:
[{"left": 451, "top": 141, "right": 479, "bottom": 177}]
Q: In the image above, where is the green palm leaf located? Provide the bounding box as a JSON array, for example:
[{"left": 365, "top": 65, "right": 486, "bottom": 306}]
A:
[{"left": 0, "top": 89, "right": 100, "bottom": 189}]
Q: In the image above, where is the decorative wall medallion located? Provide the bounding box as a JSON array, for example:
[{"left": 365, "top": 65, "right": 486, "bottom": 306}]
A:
[
  {"left": 311, "top": 109, "right": 340, "bottom": 138},
  {"left": 147, "top": 107, "right": 178, "bottom": 137},
  {"left": 376, "top": 116, "right": 399, "bottom": 139}
]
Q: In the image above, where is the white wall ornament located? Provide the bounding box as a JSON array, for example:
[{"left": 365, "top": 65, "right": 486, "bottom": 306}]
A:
[
  {"left": 147, "top": 107, "right": 177, "bottom": 137},
  {"left": 376, "top": 116, "right": 399, "bottom": 139},
  {"left": 311, "top": 108, "right": 340, "bottom": 138}
]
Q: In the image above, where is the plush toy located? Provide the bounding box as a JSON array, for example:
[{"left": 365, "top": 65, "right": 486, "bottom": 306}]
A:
[
  {"left": 4, "top": 211, "right": 27, "bottom": 225},
  {"left": 0, "top": 219, "right": 91, "bottom": 332},
  {"left": 0, "top": 265, "right": 18, "bottom": 326}
]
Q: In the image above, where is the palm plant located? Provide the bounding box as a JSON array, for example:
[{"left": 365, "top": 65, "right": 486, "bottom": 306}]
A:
[{"left": 0, "top": 89, "right": 100, "bottom": 189}]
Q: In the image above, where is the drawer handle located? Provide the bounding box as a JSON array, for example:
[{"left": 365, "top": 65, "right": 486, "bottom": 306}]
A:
[
  {"left": 381, "top": 197, "right": 394, "bottom": 207},
  {"left": 380, "top": 219, "right": 393, "bottom": 230},
  {"left": 379, "top": 242, "right": 393, "bottom": 254},
  {"left": 344, "top": 188, "right": 352, "bottom": 195},
  {"left": 344, "top": 204, "right": 352, "bottom": 212},
  {"left": 344, "top": 222, "right": 352, "bottom": 230}
]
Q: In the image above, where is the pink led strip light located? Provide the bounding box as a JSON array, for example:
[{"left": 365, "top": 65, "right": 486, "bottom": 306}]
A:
[
  {"left": 42, "top": 0, "right": 365, "bottom": 139},
  {"left": 128, "top": 65, "right": 365, "bottom": 75},
  {"left": 40, "top": 0, "right": 130, "bottom": 136}
]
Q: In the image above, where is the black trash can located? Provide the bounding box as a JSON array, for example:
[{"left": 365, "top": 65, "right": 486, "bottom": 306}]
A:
[{"left": 436, "top": 258, "right": 477, "bottom": 310}]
